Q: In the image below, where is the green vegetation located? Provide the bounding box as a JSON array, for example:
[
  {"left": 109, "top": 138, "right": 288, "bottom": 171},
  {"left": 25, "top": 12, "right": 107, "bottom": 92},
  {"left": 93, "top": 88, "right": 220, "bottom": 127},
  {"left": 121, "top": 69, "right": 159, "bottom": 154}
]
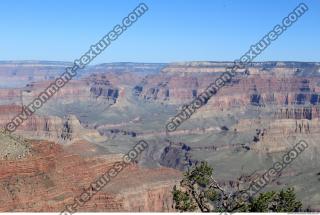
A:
[{"left": 172, "top": 161, "right": 303, "bottom": 212}]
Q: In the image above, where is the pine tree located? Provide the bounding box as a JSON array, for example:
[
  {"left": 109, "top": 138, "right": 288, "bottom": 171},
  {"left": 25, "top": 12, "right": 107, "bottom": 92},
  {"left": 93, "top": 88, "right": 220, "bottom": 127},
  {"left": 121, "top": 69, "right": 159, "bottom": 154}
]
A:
[{"left": 172, "top": 161, "right": 303, "bottom": 212}]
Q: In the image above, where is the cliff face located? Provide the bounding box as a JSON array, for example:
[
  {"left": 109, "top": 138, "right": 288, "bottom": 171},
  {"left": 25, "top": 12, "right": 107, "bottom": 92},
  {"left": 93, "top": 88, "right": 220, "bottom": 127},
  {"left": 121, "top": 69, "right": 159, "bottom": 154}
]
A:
[
  {"left": 3, "top": 61, "right": 320, "bottom": 119},
  {"left": 0, "top": 61, "right": 72, "bottom": 88},
  {"left": 21, "top": 78, "right": 120, "bottom": 104},
  {"left": 1, "top": 61, "right": 320, "bottom": 211},
  {"left": 162, "top": 61, "right": 320, "bottom": 75},
  {"left": 0, "top": 61, "right": 164, "bottom": 88},
  {"left": 251, "top": 118, "right": 319, "bottom": 152},
  {"left": 0, "top": 104, "right": 100, "bottom": 144},
  {"left": 0, "top": 89, "right": 22, "bottom": 105},
  {"left": 82, "top": 168, "right": 179, "bottom": 212},
  {"left": 137, "top": 75, "right": 320, "bottom": 106},
  {"left": 2, "top": 61, "right": 320, "bottom": 146},
  {"left": 0, "top": 140, "right": 181, "bottom": 212}
]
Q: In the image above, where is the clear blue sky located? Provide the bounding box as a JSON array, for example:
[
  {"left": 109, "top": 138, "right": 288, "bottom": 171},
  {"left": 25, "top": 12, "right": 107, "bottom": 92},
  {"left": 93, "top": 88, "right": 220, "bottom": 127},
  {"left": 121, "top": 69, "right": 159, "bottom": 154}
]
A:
[{"left": 0, "top": 0, "right": 319, "bottom": 63}]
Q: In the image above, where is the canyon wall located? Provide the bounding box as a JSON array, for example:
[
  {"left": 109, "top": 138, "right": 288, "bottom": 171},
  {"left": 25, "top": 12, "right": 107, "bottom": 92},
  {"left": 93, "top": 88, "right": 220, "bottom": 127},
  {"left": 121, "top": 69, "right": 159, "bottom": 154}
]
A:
[{"left": 0, "top": 140, "right": 181, "bottom": 212}]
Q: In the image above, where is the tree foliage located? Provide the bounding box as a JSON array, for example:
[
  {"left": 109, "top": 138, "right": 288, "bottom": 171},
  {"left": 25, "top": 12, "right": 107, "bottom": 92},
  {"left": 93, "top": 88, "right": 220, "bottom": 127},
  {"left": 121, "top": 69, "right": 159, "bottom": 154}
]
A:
[
  {"left": 172, "top": 161, "right": 303, "bottom": 212},
  {"left": 250, "top": 188, "right": 302, "bottom": 212}
]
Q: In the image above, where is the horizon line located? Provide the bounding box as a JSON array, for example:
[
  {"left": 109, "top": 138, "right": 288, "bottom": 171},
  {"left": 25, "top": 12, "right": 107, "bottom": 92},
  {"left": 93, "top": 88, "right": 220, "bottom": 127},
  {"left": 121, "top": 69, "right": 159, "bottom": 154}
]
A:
[{"left": 0, "top": 60, "right": 319, "bottom": 65}]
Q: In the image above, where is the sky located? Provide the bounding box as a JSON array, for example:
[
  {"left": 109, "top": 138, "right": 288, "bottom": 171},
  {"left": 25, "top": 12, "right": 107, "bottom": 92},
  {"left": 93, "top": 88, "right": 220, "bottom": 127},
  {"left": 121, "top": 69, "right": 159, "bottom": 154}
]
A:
[{"left": 0, "top": 0, "right": 319, "bottom": 63}]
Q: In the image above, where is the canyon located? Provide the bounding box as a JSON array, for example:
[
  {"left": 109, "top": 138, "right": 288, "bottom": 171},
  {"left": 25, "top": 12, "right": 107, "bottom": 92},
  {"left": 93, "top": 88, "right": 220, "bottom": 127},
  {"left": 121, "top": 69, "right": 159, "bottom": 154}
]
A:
[{"left": 0, "top": 61, "right": 320, "bottom": 211}]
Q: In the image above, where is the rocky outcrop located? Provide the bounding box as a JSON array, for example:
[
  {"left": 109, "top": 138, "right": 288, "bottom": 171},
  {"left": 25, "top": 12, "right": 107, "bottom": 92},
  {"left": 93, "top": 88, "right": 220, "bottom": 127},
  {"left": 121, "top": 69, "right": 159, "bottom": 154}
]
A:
[
  {"left": 0, "top": 105, "right": 100, "bottom": 144},
  {"left": 160, "top": 141, "right": 194, "bottom": 171},
  {"left": 1, "top": 61, "right": 320, "bottom": 211},
  {"left": 21, "top": 114, "right": 101, "bottom": 144},
  {"left": 0, "top": 140, "right": 181, "bottom": 212},
  {"left": 0, "top": 130, "right": 31, "bottom": 160},
  {"left": 275, "top": 106, "right": 320, "bottom": 120},
  {"left": 135, "top": 62, "right": 320, "bottom": 108},
  {"left": 21, "top": 79, "right": 119, "bottom": 105},
  {"left": 88, "top": 78, "right": 119, "bottom": 103}
]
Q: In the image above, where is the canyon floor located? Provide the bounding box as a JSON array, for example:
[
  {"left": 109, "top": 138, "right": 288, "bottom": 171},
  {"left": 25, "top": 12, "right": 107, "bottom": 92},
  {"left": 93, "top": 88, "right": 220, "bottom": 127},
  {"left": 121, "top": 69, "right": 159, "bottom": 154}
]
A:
[{"left": 0, "top": 61, "right": 319, "bottom": 211}]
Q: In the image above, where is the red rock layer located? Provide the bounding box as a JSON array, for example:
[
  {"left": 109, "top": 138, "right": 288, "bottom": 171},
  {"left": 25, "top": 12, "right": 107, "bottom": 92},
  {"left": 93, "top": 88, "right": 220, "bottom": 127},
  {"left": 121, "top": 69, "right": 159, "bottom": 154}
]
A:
[{"left": 0, "top": 140, "right": 181, "bottom": 212}]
